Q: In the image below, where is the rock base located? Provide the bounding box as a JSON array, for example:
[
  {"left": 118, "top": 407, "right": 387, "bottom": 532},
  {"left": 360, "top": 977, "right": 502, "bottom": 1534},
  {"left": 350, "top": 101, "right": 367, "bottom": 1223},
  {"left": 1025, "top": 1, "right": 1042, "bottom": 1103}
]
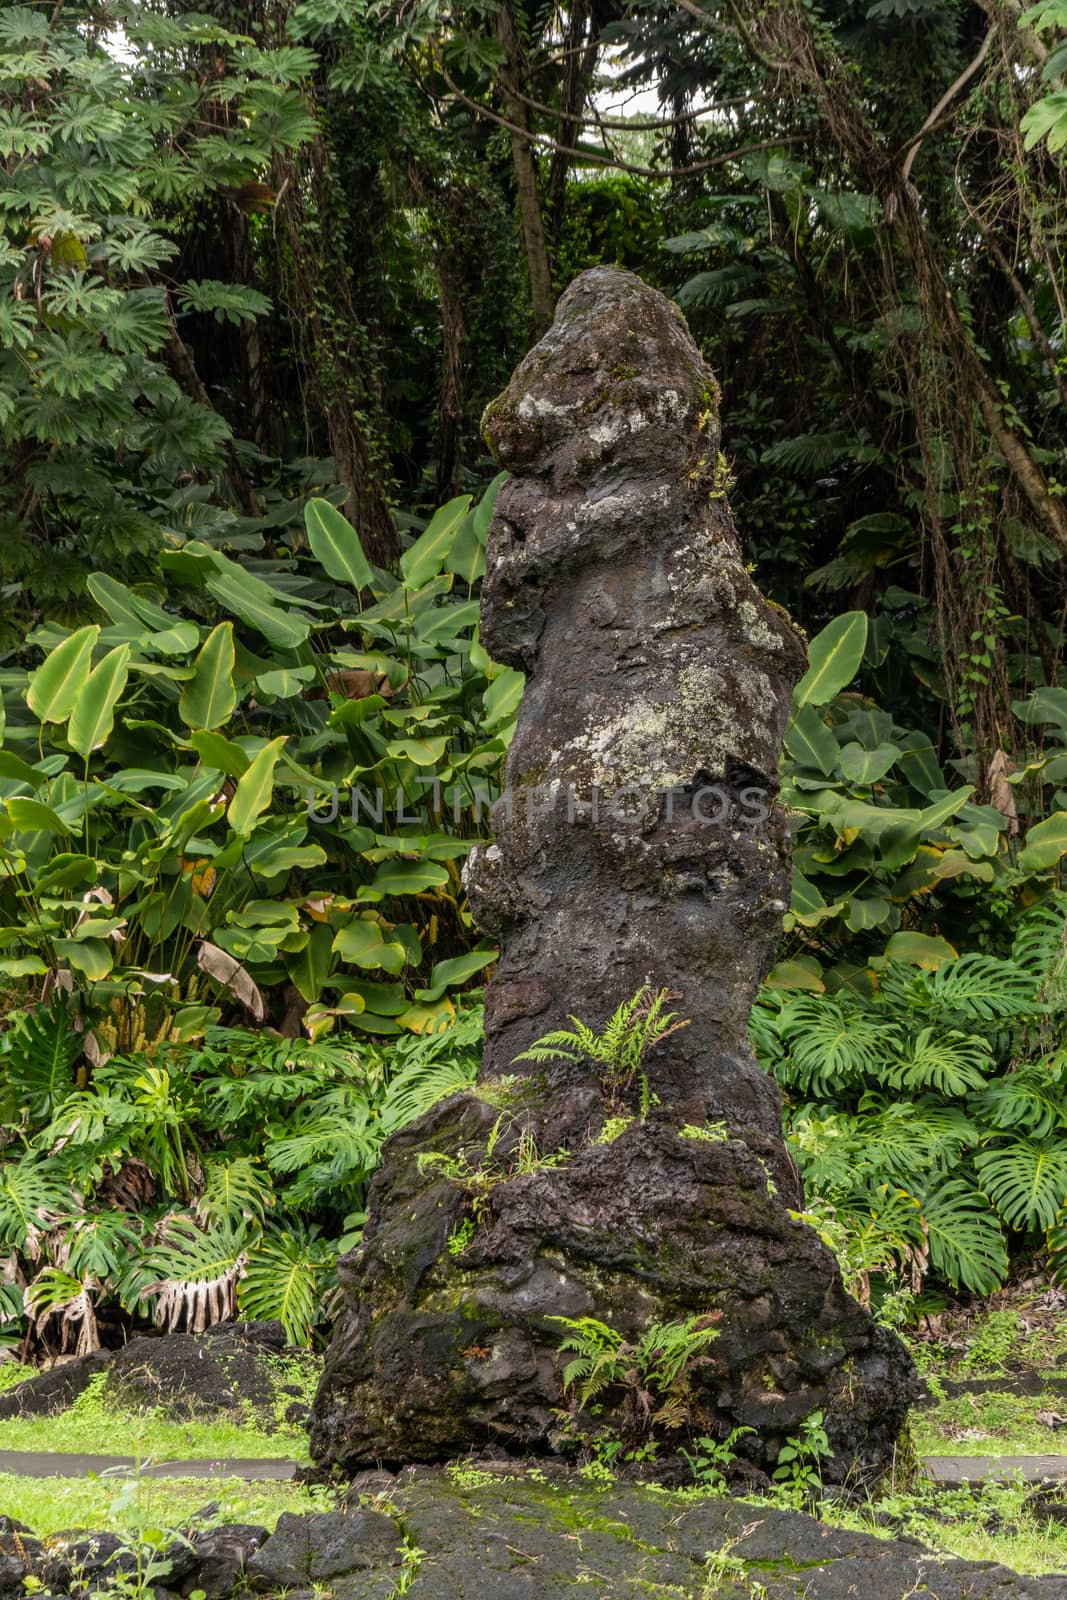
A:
[
  {"left": 4, "top": 1469, "right": 1065, "bottom": 1600},
  {"left": 310, "top": 1094, "right": 916, "bottom": 1484}
]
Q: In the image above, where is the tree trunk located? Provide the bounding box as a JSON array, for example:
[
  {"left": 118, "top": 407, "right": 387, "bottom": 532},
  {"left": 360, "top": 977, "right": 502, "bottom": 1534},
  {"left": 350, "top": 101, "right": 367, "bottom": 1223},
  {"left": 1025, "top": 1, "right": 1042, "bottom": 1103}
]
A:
[
  {"left": 496, "top": 1, "right": 555, "bottom": 336},
  {"left": 272, "top": 142, "right": 399, "bottom": 568}
]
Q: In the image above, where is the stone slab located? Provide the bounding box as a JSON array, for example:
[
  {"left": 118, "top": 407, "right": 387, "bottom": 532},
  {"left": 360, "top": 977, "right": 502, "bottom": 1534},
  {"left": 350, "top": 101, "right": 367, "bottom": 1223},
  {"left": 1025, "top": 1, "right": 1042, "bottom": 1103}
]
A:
[
  {"left": 925, "top": 1454, "right": 1067, "bottom": 1487},
  {"left": 0, "top": 1450, "right": 297, "bottom": 1479}
]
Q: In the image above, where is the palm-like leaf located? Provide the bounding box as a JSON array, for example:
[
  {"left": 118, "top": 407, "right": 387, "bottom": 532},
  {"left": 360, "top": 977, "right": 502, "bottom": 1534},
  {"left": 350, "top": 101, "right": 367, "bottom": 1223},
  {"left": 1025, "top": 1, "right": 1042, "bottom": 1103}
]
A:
[
  {"left": 128, "top": 1214, "right": 249, "bottom": 1332},
  {"left": 1012, "top": 895, "right": 1067, "bottom": 1008},
  {"left": 971, "top": 1062, "right": 1067, "bottom": 1139},
  {"left": 0, "top": 1159, "right": 74, "bottom": 1252},
  {"left": 887, "top": 1027, "right": 991, "bottom": 1097},
  {"left": 380, "top": 1053, "right": 479, "bottom": 1134},
  {"left": 776, "top": 996, "right": 893, "bottom": 1094},
  {"left": 239, "top": 1223, "right": 331, "bottom": 1346},
  {"left": 0, "top": 1007, "right": 80, "bottom": 1125},
  {"left": 921, "top": 1178, "right": 1009, "bottom": 1294},
  {"left": 975, "top": 1140, "right": 1067, "bottom": 1231},
  {"left": 928, "top": 953, "right": 1040, "bottom": 1021},
  {"left": 197, "top": 1156, "right": 274, "bottom": 1225}
]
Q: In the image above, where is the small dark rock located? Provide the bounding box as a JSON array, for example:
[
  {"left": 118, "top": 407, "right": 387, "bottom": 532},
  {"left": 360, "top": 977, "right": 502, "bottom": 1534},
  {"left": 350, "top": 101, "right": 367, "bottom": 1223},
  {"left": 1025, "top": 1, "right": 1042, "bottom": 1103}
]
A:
[
  {"left": 247, "top": 1510, "right": 400, "bottom": 1591},
  {"left": 0, "top": 1552, "right": 29, "bottom": 1593},
  {"left": 0, "top": 1351, "right": 112, "bottom": 1419},
  {"left": 43, "top": 1533, "right": 134, "bottom": 1592},
  {"left": 182, "top": 1523, "right": 269, "bottom": 1599}
]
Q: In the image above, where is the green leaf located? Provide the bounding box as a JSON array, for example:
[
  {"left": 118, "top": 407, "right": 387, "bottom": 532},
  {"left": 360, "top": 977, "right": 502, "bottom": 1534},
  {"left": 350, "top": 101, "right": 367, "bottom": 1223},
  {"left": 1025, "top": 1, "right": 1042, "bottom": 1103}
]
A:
[
  {"left": 838, "top": 741, "right": 898, "bottom": 786},
  {"left": 191, "top": 730, "right": 251, "bottom": 778},
  {"left": 87, "top": 573, "right": 171, "bottom": 631},
  {"left": 483, "top": 667, "right": 524, "bottom": 729},
  {"left": 883, "top": 932, "right": 958, "bottom": 968},
  {"left": 304, "top": 498, "right": 376, "bottom": 591},
  {"left": 179, "top": 623, "right": 236, "bottom": 732},
  {"left": 26, "top": 626, "right": 100, "bottom": 725},
  {"left": 1022, "top": 91, "right": 1067, "bottom": 153},
  {"left": 443, "top": 513, "right": 486, "bottom": 586},
  {"left": 227, "top": 737, "right": 285, "bottom": 837},
  {"left": 922, "top": 1179, "right": 1009, "bottom": 1294},
  {"left": 794, "top": 612, "right": 868, "bottom": 707},
  {"left": 332, "top": 918, "right": 407, "bottom": 973},
  {"left": 400, "top": 495, "right": 472, "bottom": 587},
  {"left": 415, "top": 947, "right": 498, "bottom": 1001},
  {"left": 67, "top": 644, "right": 130, "bottom": 757},
  {"left": 0, "top": 752, "right": 45, "bottom": 790},
  {"left": 784, "top": 706, "right": 839, "bottom": 776},
  {"left": 976, "top": 1142, "right": 1067, "bottom": 1231},
  {"left": 896, "top": 730, "right": 946, "bottom": 796},
  {"left": 917, "top": 788, "right": 975, "bottom": 831},
  {"left": 385, "top": 736, "right": 447, "bottom": 766},
  {"left": 256, "top": 666, "right": 316, "bottom": 699},
  {"left": 285, "top": 923, "right": 337, "bottom": 1004},
  {"left": 0, "top": 957, "right": 48, "bottom": 977},
  {"left": 360, "top": 859, "right": 449, "bottom": 899},
  {"left": 5, "top": 798, "right": 71, "bottom": 836},
  {"left": 53, "top": 937, "right": 112, "bottom": 980},
  {"left": 205, "top": 571, "right": 311, "bottom": 649},
  {"left": 1019, "top": 812, "right": 1067, "bottom": 871}
]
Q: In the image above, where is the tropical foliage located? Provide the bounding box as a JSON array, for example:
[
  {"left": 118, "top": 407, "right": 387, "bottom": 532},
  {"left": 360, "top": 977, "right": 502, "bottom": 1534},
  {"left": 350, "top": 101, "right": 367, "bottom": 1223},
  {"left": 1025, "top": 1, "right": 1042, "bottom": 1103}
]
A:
[
  {"left": 3, "top": 0, "right": 1067, "bottom": 1349},
  {"left": 0, "top": 479, "right": 512, "bottom": 1045},
  {"left": 0, "top": 1002, "right": 482, "bottom": 1348}
]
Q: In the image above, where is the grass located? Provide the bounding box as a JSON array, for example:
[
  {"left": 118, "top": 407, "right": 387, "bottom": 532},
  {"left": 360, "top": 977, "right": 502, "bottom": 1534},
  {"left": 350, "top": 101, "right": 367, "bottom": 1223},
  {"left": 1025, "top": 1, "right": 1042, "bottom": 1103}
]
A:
[
  {"left": 826, "top": 1476, "right": 1067, "bottom": 1577},
  {"left": 0, "top": 1374, "right": 308, "bottom": 1461},
  {"left": 912, "top": 1388, "right": 1067, "bottom": 1457},
  {"left": 0, "top": 1470, "right": 335, "bottom": 1536}
]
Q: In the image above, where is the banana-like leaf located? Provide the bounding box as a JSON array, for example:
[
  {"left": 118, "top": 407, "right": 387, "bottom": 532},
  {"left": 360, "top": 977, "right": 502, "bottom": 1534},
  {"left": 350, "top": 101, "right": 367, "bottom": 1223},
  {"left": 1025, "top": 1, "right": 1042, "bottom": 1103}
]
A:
[
  {"left": 68, "top": 644, "right": 130, "bottom": 757},
  {"left": 26, "top": 625, "right": 100, "bottom": 725},
  {"left": 400, "top": 494, "right": 471, "bottom": 587},
  {"left": 794, "top": 612, "right": 868, "bottom": 707},
  {"left": 226, "top": 737, "right": 286, "bottom": 836},
  {"left": 305, "top": 497, "right": 377, "bottom": 591},
  {"left": 180, "top": 623, "right": 236, "bottom": 731}
]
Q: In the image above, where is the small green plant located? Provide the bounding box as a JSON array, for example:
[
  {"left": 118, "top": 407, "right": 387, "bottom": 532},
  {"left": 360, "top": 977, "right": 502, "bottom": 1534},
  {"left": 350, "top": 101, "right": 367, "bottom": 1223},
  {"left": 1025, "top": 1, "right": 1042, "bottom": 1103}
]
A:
[
  {"left": 93, "top": 1462, "right": 196, "bottom": 1600},
  {"left": 700, "top": 1528, "right": 768, "bottom": 1600},
  {"left": 549, "top": 1311, "right": 720, "bottom": 1442},
  {"left": 445, "top": 1463, "right": 500, "bottom": 1490},
  {"left": 957, "top": 1310, "right": 1020, "bottom": 1376},
  {"left": 772, "top": 1409, "right": 832, "bottom": 1504},
  {"left": 447, "top": 1217, "right": 477, "bottom": 1256},
  {"left": 679, "top": 1122, "right": 731, "bottom": 1144},
  {"left": 591, "top": 1115, "right": 634, "bottom": 1146},
  {"left": 679, "top": 1426, "right": 756, "bottom": 1490},
  {"left": 418, "top": 1114, "right": 569, "bottom": 1227},
  {"left": 515, "top": 986, "right": 691, "bottom": 1109},
  {"left": 393, "top": 1534, "right": 424, "bottom": 1595}
]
